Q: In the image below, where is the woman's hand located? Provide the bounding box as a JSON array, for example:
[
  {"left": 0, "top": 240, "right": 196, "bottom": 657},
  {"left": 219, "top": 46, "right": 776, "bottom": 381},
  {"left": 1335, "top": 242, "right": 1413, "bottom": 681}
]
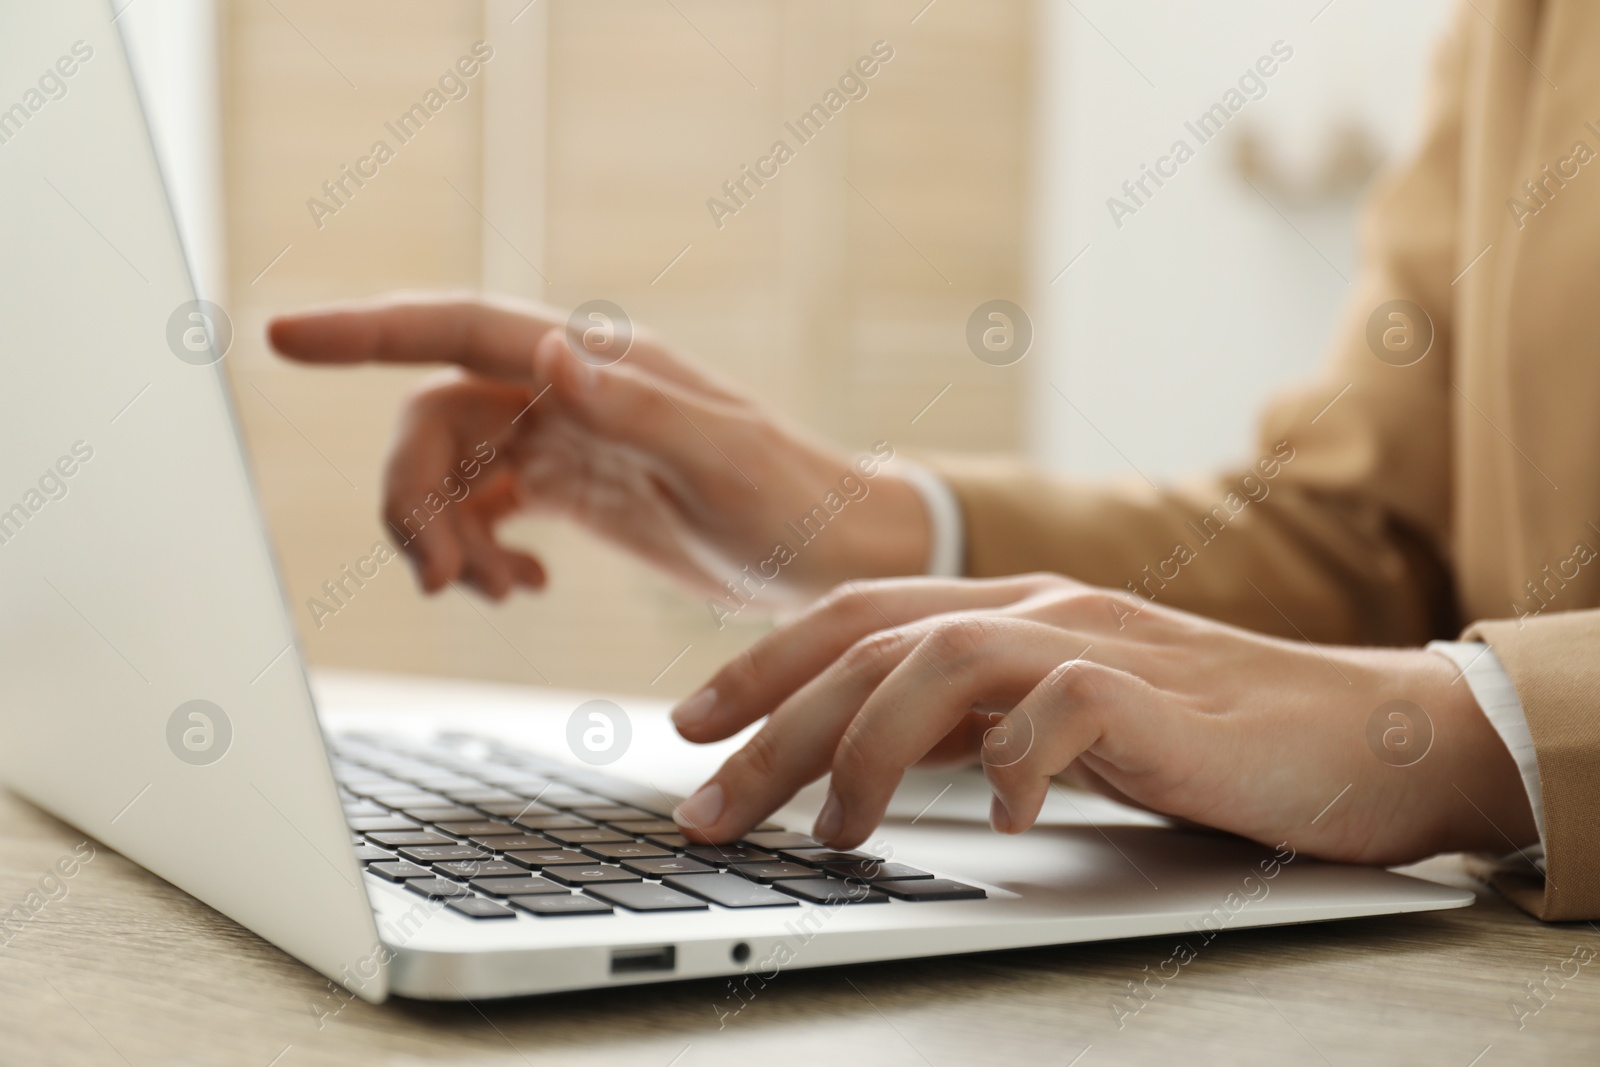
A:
[
  {"left": 670, "top": 574, "right": 1537, "bottom": 865},
  {"left": 268, "top": 295, "right": 929, "bottom": 602}
]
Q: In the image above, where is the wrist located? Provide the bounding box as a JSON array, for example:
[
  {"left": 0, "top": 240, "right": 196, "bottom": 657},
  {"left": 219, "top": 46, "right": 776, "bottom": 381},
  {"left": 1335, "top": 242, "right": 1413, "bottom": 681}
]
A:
[
  {"left": 821, "top": 471, "right": 931, "bottom": 584},
  {"left": 750, "top": 435, "right": 932, "bottom": 596},
  {"left": 1400, "top": 650, "right": 1539, "bottom": 856}
]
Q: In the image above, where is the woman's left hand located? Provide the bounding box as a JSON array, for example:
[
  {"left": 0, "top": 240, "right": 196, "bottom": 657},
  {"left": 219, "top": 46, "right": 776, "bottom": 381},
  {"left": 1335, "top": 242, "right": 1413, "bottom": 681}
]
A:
[{"left": 668, "top": 574, "right": 1537, "bottom": 865}]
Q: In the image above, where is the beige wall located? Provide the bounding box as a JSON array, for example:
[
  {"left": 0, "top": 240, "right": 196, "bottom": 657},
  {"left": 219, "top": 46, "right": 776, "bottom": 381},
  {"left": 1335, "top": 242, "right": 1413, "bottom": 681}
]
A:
[{"left": 221, "top": 0, "right": 1033, "bottom": 697}]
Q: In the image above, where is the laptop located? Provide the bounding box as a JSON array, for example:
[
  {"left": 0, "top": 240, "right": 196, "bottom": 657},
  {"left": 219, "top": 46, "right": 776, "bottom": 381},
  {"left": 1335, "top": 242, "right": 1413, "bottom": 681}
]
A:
[{"left": 0, "top": 0, "right": 1472, "bottom": 1004}]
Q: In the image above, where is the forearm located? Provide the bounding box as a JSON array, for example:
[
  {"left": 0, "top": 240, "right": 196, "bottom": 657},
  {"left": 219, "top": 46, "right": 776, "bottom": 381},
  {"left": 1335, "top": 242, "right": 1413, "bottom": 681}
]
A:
[{"left": 923, "top": 453, "right": 1454, "bottom": 646}]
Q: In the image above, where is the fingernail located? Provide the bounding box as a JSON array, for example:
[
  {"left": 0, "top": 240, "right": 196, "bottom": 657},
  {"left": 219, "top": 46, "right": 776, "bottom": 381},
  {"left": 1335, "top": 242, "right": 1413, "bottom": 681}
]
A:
[
  {"left": 813, "top": 792, "right": 843, "bottom": 842},
  {"left": 673, "top": 783, "right": 724, "bottom": 831},
  {"left": 989, "top": 794, "right": 1010, "bottom": 834},
  {"left": 670, "top": 689, "right": 717, "bottom": 731}
]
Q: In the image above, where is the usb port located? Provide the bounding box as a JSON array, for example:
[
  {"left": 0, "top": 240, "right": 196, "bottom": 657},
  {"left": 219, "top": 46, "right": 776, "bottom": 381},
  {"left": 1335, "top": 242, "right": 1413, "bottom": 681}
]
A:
[{"left": 610, "top": 945, "right": 677, "bottom": 975}]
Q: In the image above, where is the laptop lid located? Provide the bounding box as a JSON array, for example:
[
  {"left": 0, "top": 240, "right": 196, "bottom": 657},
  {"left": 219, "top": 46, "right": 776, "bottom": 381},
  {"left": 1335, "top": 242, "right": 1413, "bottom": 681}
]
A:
[{"left": 0, "top": 0, "right": 386, "bottom": 1001}]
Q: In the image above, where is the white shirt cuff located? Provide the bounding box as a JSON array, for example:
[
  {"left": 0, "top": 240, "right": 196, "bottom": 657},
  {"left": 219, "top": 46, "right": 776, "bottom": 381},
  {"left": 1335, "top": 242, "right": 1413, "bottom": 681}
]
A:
[
  {"left": 896, "top": 463, "right": 965, "bottom": 578},
  {"left": 1427, "top": 639, "right": 1546, "bottom": 870}
]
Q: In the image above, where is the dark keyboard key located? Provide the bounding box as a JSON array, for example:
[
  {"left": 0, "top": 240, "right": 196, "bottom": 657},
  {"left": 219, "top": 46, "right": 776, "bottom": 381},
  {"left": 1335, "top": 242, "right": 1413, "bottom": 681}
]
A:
[
  {"left": 433, "top": 859, "right": 526, "bottom": 879},
  {"left": 823, "top": 861, "right": 934, "bottom": 882},
  {"left": 508, "top": 787, "right": 566, "bottom": 804},
  {"left": 370, "top": 792, "right": 448, "bottom": 808},
  {"left": 663, "top": 873, "right": 799, "bottom": 909},
  {"left": 352, "top": 845, "right": 393, "bottom": 863},
  {"left": 485, "top": 771, "right": 550, "bottom": 787},
  {"left": 569, "top": 805, "right": 650, "bottom": 822},
  {"left": 620, "top": 856, "right": 716, "bottom": 878},
  {"left": 511, "top": 814, "right": 597, "bottom": 832},
  {"left": 612, "top": 799, "right": 679, "bottom": 819},
  {"left": 367, "top": 831, "right": 453, "bottom": 848},
  {"left": 479, "top": 801, "right": 559, "bottom": 819},
  {"left": 405, "top": 877, "right": 474, "bottom": 900},
  {"left": 341, "top": 800, "right": 390, "bottom": 818},
  {"left": 779, "top": 848, "right": 876, "bottom": 868},
  {"left": 606, "top": 819, "right": 681, "bottom": 836},
  {"left": 412, "top": 774, "right": 482, "bottom": 790},
  {"left": 400, "top": 805, "right": 484, "bottom": 823},
  {"left": 585, "top": 882, "right": 709, "bottom": 912},
  {"left": 446, "top": 897, "right": 517, "bottom": 919},
  {"left": 494, "top": 772, "right": 554, "bottom": 790},
  {"left": 580, "top": 842, "right": 673, "bottom": 861},
  {"left": 683, "top": 845, "right": 776, "bottom": 866},
  {"left": 611, "top": 798, "right": 673, "bottom": 819},
  {"left": 643, "top": 833, "right": 691, "bottom": 850},
  {"left": 398, "top": 845, "right": 492, "bottom": 864},
  {"left": 467, "top": 764, "right": 537, "bottom": 781},
  {"left": 348, "top": 816, "right": 421, "bottom": 833},
  {"left": 534, "top": 788, "right": 612, "bottom": 809},
  {"left": 503, "top": 849, "right": 592, "bottom": 870},
  {"left": 543, "top": 865, "right": 643, "bottom": 887},
  {"left": 876, "top": 878, "right": 987, "bottom": 901},
  {"left": 741, "top": 832, "right": 820, "bottom": 851},
  {"left": 442, "top": 788, "right": 523, "bottom": 804},
  {"left": 367, "top": 861, "right": 433, "bottom": 882},
  {"left": 544, "top": 827, "right": 631, "bottom": 846},
  {"left": 510, "top": 893, "right": 613, "bottom": 917},
  {"left": 362, "top": 789, "right": 442, "bottom": 805},
  {"left": 467, "top": 835, "right": 557, "bottom": 853},
  {"left": 434, "top": 821, "right": 515, "bottom": 838},
  {"left": 772, "top": 879, "right": 889, "bottom": 905},
  {"left": 731, "top": 862, "right": 825, "bottom": 884},
  {"left": 469, "top": 875, "right": 569, "bottom": 897}
]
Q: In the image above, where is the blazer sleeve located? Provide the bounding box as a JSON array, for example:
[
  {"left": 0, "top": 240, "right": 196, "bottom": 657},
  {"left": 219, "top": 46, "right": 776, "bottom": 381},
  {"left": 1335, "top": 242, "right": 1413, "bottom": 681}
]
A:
[
  {"left": 927, "top": 4, "right": 1473, "bottom": 647},
  {"left": 1465, "top": 610, "right": 1600, "bottom": 921}
]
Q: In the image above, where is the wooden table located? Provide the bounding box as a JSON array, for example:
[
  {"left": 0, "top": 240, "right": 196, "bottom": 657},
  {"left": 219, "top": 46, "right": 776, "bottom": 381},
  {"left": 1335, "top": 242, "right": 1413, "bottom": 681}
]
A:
[{"left": 3, "top": 674, "right": 1597, "bottom": 1066}]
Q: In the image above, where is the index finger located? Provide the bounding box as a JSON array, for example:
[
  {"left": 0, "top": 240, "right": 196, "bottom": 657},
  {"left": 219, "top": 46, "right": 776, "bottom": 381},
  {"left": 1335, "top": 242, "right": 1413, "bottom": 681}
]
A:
[
  {"left": 672, "top": 575, "right": 1052, "bottom": 742},
  {"left": 271, "top": 295, "right": 752, "bottom": 402},
  {"left": 820, "top": 616, "right": 1075, "bottom": 848},
  {"left": 269, "top": 295, "right": 559, "bottom": 382}
]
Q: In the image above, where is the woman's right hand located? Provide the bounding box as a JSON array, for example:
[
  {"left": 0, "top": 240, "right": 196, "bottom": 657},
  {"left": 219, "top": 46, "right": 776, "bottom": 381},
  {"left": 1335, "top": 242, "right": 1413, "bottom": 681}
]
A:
[{"left": 268, "top": 294, "right": 931, "bottom": 604}]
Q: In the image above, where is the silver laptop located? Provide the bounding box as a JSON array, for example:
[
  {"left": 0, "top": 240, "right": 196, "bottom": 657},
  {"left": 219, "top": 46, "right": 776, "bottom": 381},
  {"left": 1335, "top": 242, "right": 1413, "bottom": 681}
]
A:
[{"left": 0, "top": 0, "right": 1472, "bottom": 1004}]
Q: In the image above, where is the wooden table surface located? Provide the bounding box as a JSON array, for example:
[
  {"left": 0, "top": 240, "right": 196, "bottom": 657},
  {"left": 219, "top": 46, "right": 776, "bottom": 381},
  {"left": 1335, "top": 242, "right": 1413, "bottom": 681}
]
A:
[{"left": 2, "top": 787, "right": 1596, "bottom": 1067}]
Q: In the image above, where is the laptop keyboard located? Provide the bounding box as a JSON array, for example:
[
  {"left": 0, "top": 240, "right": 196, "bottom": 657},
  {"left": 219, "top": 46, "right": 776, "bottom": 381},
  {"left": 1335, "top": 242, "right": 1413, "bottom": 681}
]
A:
[{"left": 331, "top": 732, "right": 986, "bottom": 919}]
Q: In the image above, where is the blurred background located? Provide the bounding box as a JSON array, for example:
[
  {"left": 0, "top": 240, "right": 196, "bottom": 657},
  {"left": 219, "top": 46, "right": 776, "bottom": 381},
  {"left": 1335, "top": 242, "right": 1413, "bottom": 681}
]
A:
[{"left": 121, "top": 0, "right": 1451, "bottom": 698}]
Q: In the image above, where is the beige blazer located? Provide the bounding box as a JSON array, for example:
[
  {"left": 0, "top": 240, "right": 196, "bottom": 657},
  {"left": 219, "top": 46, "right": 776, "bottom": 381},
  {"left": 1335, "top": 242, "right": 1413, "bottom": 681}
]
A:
[{"left": 933, "top": 0, "right": 1600, "bottom": 920}]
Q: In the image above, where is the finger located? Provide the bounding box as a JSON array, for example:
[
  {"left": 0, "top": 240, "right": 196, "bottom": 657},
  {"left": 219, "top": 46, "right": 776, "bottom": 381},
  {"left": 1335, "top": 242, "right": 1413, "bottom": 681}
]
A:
[
  {"left": 461, "top": 476, "right": 549, "bottom": 590},
  {"left": 381, "top": 378, "right": 527, "bottom": 590},
  {"left": 504, "top": 549, "right": 548, "bottom": 589},
  {"left": 455, "top": 494, "right": 548, "bottom": 599},
  {"left": 820, "top": 617, "right": 1084, "bottom": 848},
  {"left": 983, "top": 660, "right": 1155, "bottom": 834},
  {"left": 271, "top": 293, "right": 749, "bottom": 402},
  {"left": 269, "top": 295, "right": 557, "bottom": 382},
  {"left": 671, "top": 575, "right": 1053, "bottom": 743},
  {"left": 1055, "top": 762, "right": 1171, "bottom": 820},
  {"left": 388, "top": 508, "right": 464, "bottom": 594},
  {"left": 917, "top": 711, "right": 993, "bottom": 767},
  {"left": 452, "top": 510, "right": 517, "bottom": 600},
  {"left": 671, "top": 623, "right": 931, "bottom": 843}
]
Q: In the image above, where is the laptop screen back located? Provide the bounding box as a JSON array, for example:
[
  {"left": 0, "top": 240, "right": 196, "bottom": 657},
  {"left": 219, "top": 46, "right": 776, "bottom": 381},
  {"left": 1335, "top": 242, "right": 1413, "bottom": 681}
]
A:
[{"left": 0, "top": 0, "right": 384, "bottom": 1000}]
